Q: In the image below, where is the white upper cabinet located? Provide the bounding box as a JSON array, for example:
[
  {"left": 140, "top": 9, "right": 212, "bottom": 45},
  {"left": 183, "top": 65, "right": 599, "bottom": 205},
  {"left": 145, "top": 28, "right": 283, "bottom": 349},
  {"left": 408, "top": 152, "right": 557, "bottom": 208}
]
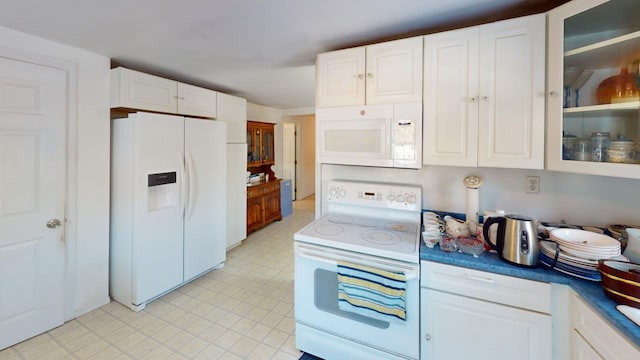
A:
[
  {"left": 111, "top": 67, "right": 217, "bottom": 118},
  {"left": 316, "top": 37, "right": 423, "bottom": 107},
  {"left": 547, "top": 0, "right": 640, "bottom": 179},
  {"left": 316, "top": 47, "right": 366, "bottom": 107},
  {"left": 423, "top": 14, "right": 546, "bottom": 169},
  {"left": 217, "top": 92, "right": 247, "bottom": 143},
  {"left": 478, "top": 15, "right": 546, "bottom": 169},
  {"left": 365, "top": 37, "right": 423, "bottom": 105},
  {"left": 176, "top": 83, "right": 217, "bottom": 119},
  {"left": 111, "top": 67, "right": 177, "bottom": 113},
  {"left": 423, "top": 27, "right": 480, "bottom": 167}
]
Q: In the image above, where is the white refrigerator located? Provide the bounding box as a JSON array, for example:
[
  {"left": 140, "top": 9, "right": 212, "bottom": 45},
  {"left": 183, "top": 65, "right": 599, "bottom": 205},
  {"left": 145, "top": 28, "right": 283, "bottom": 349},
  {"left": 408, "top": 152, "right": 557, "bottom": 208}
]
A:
[{"left": 110, "top": 112, "right": 226, "bottom": 311}]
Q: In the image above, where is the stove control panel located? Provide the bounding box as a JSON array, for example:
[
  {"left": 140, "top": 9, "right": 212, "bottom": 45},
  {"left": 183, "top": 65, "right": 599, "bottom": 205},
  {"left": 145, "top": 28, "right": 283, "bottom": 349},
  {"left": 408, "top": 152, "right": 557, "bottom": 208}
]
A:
[{"left": 327, "top": 180, "right": 421, "bottom": 211}]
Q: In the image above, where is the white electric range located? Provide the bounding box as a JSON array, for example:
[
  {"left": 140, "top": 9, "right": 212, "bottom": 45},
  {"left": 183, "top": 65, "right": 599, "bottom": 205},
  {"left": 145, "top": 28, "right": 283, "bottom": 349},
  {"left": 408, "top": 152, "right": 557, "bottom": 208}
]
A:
[{"left": 294, "top": 180, "right": 422, "bottom": 360}]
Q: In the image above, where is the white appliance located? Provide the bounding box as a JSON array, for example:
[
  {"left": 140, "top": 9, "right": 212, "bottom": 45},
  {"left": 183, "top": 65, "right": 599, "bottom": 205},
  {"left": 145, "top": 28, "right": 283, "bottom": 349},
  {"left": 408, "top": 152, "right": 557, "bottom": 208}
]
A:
[
  {"left": 316, "top": 102, "right": 422, "bottom": 169},
  {"left": 110, "top": 112, "right": 226, "bottom": 311},
  {"left": 226, "top": 143, "right": 247, "bottom": 246},
  {"left": 295, "top": 180, "right": 422, "bottom": 360},
  {"left": 218, "top": 92, "right": 248, "bottom": 249}
]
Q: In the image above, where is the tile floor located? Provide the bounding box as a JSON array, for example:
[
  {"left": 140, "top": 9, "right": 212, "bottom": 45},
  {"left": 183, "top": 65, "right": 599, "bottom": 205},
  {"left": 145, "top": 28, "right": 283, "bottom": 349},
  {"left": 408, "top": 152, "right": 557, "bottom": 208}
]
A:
[{"left": 1, "top": 196, "right": 316, "bottom": 360}]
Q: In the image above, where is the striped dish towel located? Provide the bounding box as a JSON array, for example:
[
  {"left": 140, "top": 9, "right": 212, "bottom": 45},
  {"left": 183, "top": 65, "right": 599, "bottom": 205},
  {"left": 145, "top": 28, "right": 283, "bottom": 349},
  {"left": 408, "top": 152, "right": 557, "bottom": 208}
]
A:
[{"left": 337, "top": 261, "right": 407, "bottom": 323}]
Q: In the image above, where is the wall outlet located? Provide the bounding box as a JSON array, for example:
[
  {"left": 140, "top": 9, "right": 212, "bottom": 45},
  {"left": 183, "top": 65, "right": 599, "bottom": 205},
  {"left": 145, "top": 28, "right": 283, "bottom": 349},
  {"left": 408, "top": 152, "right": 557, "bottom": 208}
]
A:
[{"left": 526, "top": 176, "right": 540, "bottom": 194}]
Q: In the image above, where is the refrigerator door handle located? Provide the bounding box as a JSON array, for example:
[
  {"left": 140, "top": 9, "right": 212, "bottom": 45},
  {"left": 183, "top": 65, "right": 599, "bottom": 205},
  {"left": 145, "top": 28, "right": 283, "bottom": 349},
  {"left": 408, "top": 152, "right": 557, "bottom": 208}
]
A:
[
  {"left": 185, "top": 151, "right": 195, "bottom": 220},
  {"left": 178, "top": 152, "right": 187, "bottom": 221}
]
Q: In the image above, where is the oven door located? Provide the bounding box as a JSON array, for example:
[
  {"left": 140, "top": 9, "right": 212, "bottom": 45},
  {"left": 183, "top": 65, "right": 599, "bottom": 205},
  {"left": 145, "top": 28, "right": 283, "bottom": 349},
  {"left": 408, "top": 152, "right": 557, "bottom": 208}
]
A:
[
  {"left": 317, "top": 104, "right": 393, "bottom": 167},
  {"left": 294, "top": 242, "right": 419, "bottom": 359}
]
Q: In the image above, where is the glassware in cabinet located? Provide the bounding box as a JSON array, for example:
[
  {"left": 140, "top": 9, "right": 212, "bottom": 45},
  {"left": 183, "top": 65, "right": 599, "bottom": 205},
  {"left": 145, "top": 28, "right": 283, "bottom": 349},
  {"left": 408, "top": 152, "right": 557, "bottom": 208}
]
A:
[{"left": 547, "top": 0, "right": 640, "bottom": 178}]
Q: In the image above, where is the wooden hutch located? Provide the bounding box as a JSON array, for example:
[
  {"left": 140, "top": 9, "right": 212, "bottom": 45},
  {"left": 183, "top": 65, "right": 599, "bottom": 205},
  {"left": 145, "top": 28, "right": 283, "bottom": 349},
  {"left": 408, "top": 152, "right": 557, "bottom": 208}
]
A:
[{"left": 246, "top": 121, "right": 281, "bottom": 234}]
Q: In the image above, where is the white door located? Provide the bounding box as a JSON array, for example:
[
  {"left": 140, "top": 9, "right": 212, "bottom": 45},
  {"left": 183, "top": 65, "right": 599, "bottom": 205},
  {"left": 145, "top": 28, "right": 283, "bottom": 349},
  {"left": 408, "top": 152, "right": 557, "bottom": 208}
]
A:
[
  {"left": 283, "top": 122, "right": 296, "bottom": 200},
  {"left": 478, "top": 14, "right": 546, "bottom": 169},
  {"left": 316, "top": 47, "right": 366, "bottom": 107},
  {"left": 423, "top": 27, "right": 479, "bottom": 167},
  {"left": 177, "top": 83, "right": 217, "bottom": 118},
  {"left": 183, "top": 118, "right": 226, "bottom": 280},
  {"left": 421, "top": 288, "right": 552, "bottom": 360},
  {"left": 0, "top": 57, "right": 67, "bottom": 349},
  {"left": 366, "top": 37, "right": 423, "bottom": 105}
]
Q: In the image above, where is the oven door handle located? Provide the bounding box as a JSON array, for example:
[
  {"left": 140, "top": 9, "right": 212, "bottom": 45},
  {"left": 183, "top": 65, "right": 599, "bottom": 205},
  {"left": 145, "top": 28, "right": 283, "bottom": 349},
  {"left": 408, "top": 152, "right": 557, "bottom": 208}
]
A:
[{"left": 296, "top": 249, "right": 419, "bottom": 280}]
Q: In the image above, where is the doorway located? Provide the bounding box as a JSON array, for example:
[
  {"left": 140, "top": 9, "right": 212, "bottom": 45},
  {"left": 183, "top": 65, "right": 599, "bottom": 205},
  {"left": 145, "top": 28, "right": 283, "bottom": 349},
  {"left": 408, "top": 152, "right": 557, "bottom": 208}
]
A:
[
  {"left": 283, "top": 115, "right": 315, "bottom": 201},
  {"left": 283, "top": 122, "right": 296, "bottom": 200}
]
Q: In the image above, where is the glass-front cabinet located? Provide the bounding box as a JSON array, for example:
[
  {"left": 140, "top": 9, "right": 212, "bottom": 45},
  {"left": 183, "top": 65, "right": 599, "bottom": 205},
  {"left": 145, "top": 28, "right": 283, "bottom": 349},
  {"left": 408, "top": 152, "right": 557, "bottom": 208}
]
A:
[
  {"left": 547, "top": 0, "right": 640, "bottom": 179},
  {"left": 247, "top": 121, "right": 275, "bottom": 167}
]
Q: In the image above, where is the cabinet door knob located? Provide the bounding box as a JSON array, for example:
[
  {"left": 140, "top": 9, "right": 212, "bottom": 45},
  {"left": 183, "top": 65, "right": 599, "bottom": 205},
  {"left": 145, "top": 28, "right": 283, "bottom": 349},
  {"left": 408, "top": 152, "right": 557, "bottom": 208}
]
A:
[
  {"left": 425, "top": 334, "right": 432, "bottom": 341},
  {"left": 480, "top": 96, "right": 489, "bottom": 101},
  {"left": 357, "top": 74, "right": 364, "bottom": 80},
  {"left": 549, "top": 90, "right": 559, "bottom": 97},
  {"left": 46, "top": 219, "right": 62, "bottom": 229},
  {"left": 367, "top": 72, "right": 373, "bottom": 78},
  {"left": 468, "top": 97, "right": 477, "bottom": 103}
]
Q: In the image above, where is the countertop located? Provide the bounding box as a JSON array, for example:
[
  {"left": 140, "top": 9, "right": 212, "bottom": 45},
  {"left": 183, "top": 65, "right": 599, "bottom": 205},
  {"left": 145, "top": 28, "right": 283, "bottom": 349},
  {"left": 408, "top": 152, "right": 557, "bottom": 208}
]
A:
[{"left": 420, "top": 242, "right": 640, "bottom": 347}]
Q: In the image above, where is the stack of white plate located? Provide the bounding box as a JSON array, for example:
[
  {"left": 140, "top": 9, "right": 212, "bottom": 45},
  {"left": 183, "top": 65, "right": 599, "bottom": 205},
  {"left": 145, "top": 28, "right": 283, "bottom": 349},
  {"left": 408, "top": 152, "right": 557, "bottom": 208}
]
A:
[
  {"left": 550, "top": 228, "right": 621, "bottom": 260},
  {"left": 540, "top": 229, "right": 621, "bottom": 281},
  {"left": 539, "top": 241, "right": 601, "bottom": 281}
]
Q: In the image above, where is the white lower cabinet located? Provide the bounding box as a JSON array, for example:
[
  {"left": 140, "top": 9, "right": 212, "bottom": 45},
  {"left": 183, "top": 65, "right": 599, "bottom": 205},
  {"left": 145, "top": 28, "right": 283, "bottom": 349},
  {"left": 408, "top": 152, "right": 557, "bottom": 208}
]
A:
[
  {"left": 421, "top": 289, "right": 552, "bottom": 360},
  {"left": 572, "top": 330, "right": 603, "bottom": 360},
  {"left": 570, "top": 291, "right": 640, "bottom": 360},
  {"left": 420, "top": 261, "right": 552, "bottom": 360}
]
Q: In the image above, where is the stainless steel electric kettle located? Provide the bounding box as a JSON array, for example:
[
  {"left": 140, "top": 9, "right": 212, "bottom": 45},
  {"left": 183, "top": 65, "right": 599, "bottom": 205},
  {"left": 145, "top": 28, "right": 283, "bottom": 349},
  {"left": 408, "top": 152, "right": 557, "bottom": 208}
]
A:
[{"left": 483, "top": 214, "right": 539, "bottom": 267}]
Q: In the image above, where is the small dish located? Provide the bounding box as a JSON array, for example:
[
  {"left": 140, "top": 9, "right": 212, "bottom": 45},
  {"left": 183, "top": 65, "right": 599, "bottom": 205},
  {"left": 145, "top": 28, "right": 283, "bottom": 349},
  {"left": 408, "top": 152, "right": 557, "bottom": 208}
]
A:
[{"left": 456, "top": 236, "right": 484, "bottom": 258}]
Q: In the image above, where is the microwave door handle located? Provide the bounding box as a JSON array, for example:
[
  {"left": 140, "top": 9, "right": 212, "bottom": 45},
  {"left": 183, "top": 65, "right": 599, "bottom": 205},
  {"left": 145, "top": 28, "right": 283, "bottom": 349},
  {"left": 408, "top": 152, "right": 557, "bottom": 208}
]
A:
[{"left": 296, "top": 249, "right": 418, "bottom": 280}]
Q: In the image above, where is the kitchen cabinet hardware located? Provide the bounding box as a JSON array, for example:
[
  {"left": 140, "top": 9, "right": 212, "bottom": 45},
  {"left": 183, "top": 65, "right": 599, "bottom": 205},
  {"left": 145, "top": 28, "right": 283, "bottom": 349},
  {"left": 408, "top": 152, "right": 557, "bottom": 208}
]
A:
[{"left": 465, "top": 273, "right": 495, "bottom": 283}]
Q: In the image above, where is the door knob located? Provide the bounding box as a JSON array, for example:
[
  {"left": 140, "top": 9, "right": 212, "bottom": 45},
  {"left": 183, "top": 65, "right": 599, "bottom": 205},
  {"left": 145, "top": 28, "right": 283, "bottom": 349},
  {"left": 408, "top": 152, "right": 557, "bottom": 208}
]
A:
[{"left": 46, "top": 219, "right": 62, "bottom": 229}]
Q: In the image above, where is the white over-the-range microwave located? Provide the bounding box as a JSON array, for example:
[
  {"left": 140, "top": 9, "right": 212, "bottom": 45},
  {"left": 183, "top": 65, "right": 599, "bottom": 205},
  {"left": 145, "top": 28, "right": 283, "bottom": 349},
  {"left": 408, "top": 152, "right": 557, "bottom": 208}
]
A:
[{"left": 317, "top": 102, "right": 422, "bottom": 169}]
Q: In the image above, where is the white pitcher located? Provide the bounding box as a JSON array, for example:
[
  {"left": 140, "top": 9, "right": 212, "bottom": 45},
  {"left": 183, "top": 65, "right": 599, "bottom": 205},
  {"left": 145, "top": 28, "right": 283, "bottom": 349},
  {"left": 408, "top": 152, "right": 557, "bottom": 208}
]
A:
[{"left": 624, "top": 228, "right": 640, "bottom": 264}]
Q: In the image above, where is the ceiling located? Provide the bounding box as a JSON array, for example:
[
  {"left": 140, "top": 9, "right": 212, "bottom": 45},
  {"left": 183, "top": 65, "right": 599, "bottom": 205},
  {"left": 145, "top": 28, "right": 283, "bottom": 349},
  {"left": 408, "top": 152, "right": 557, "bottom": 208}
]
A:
[{"left": 0, "top": 0, "right": 566, "bottom": 109}]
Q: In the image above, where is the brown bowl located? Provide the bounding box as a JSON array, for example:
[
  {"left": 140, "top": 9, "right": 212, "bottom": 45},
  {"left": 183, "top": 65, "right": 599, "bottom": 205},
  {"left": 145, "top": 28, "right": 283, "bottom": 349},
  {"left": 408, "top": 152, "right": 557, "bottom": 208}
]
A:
[{"left": 598, "top": 260, "right": 640, "bottom": 308}]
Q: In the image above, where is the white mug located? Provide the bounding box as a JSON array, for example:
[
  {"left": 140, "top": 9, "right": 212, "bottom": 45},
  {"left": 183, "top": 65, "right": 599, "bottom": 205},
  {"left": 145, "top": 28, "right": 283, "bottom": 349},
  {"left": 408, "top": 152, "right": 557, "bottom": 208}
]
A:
[
  {"left": 422, "top": 230, "right": 442, "bottom": 248},
  {"left": 424, "top": 222, "right": 445, "bottom": 232},
  {"left": 423, "top": 212, "right": 441, "bottom": 223}
]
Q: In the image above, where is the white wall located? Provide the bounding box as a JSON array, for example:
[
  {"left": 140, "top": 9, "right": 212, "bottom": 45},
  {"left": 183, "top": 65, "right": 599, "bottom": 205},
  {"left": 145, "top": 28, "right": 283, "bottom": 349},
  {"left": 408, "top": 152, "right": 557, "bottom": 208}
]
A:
[
  {"left": 320, "top": 164, "right": 640, "bottom": 228},
  {"left": 0, "top": 26, "right": 111, "bottom": 317}
]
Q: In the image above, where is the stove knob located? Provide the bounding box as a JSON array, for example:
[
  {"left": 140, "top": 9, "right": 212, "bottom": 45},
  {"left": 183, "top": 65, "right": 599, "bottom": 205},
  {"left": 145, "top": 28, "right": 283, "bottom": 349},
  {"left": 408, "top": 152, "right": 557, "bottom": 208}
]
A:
[
  {"left": 329, "top": 188, "right": 337, "bottom": 197},
  {"left": 338, "top": 189, "right": 346, "bottom": 197},
  {"left": 407, "top": 195, "right": 416, "bottom": 204},
  {"left": 395, "top": 194, "right": 405, "bottom": 202},
  {"left": 387, "top": 194, "right": 395, "bottom": 201}
]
